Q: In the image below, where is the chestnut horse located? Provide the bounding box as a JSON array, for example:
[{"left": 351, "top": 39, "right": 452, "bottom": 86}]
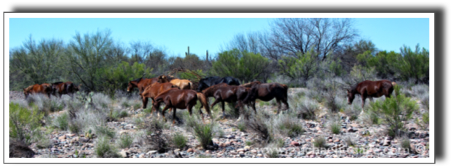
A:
[
  {"left": 202, "top": 83, "right": 253, "bottom": 118},
  {"left": 51, "top": 81, "right": 81, "bottom": 98},
  {"left": 141, "top": 82, "right": 174, "bottom": 109},
  {"left": 346, "top": 80, "right": 397, "bottom": 115},
  {"left": 243, "top": 82, "right": 289, "bottom": 115},
  {"left": 127, "top": 77, "right": 159, "bottom": 95},
  {"left": 23, "top": 83, "right": 52, "bottom": 98},
  {"left": 153, "top": 88, "right": 212, "bottom": 125},
  {"left": 158, "top": 75, "right": 192, "bottom": 90}
]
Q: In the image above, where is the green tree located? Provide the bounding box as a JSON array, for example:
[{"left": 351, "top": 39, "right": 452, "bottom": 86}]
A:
[
  {"left": 210, "top": 49, "right": 270, "bottom": 83},
  {"left": 67, "top": 29, "right": 114, "bottom": 91},
  {"left": 396, "top": 45, "right": 429, "bottom": 84},
  {"left": 278, "top": 50, "right": 319, "bottom": 86},
  {"left": 9, "top": 37, "right": 67, "bottom": 90},
  {"left": 357, "top": 50, "right": 401, "bottom": 79},
  {"left": 96, "top": 61, "right": 153, "bottom": 97}
]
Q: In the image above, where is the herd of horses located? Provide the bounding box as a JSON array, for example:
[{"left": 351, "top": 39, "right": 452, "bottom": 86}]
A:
[
  {"left": 23, "top": 81, "right": 81, "bottom": 99},
  {"left": 22, "top": 74, "right": 397, "bottom": 125}
]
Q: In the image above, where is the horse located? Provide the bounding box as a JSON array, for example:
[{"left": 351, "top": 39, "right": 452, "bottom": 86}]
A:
[
  {"left": 243, "top": 82, "right": 289, "bottom": 115},
  {"left": 158, "top": 75, "right": 192, "bottom": 90},
  {"left": 23, "top": 83, "right": 52, "bottom": 98},
  {"left": 141, "top": 82, "right": 174, "bottom": 109},
  {"left": 153, "top": 88, "right": 212, "bottom": 125},
  {"left": 51, "top": 81, "right": 81, "bottom": 98},
  {"left": 240, "top": 81, "right": 262, "bottom": 88},
  {"left": 127, "top": 77, "right": 159, "bottom": 95},
  {"left": 196, "top": 76, "right": 241, "bottom": 92},
  {"left": 202, "top": 83, "right": 253, "bottom": 118},
  {"left": 346, "top": 80, "right": 397, "bottom": 115}
]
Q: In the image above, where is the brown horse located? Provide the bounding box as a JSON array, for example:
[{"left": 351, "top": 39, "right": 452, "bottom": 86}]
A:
[
  {"left": 23, "top": 83, "right": 52, "bottom": 98},
  {"left": 127, "top": 77, "right": 159, "bottom": 95},
  {"left": 51, "top": 81, "right": 81, "bottom": 98},
  {"left": 202, "top": 83, "right": 253, "bottom": 118},
  {"left": 243, "top": 82, "right": 289, "bottom": 115},
  {"left": 347, "top": 80, "right": 397, "bottom": 115},
  {"left": 153, "top": 88, "right": 212, "bottom": 125},
  {"left": 158, "top": 75, "right": 192, "bottom": 90},
  {"left": 141, "top": 82, "right": 174, "bottom": 109}
]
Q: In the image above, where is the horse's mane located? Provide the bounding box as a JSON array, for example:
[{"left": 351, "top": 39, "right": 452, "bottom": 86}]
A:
[
  {"left": 133, "top": 77, "right": 143, "bottom": 83},
  {"left": 52, "top": 81, "right": 63, "bottom": 85}
]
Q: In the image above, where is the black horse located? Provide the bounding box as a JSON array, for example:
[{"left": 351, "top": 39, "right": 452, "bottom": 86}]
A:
[{"left": 196, "top": 76, "right": 241, "bottom": 92}]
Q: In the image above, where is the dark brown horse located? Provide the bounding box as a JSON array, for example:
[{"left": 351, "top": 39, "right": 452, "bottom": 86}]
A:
[
  {"left": 23, "top": 83, "right": 52, "bottom": 98},
  {"left": 347, "top": 80, "right": 397, "bottom": 115},
  {"left": 51, "top": 81, "right": 81, "bottom": 98},
  {"left": 153, "top": 88, "right": 212, "bottom": 125},
  {"left": 202, "top": 83, "right": 253, "bottom": 118},
  {"left": 141, "top": 82, "right": 174, "bottom": 109},
  {"left": 243, "top": 82, "right": 289, "bottom": 115},
  {"left": 127, "top": 77, "right": 159, "bottom": 95}
]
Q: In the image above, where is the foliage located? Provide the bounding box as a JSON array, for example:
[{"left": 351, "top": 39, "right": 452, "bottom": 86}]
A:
[
  {"left": 313, "top": 136, "right": 327, "bottom": 148},
  {"left": 210, "top": 49, "right": 270, "bottom": 83},
  {"left": 95, "top": 136, "right": 121, "bottom": 158},
  {"left": 396, "top": 45, "right": 429, "bottom": 84},
  {"left": 357, "top": 50, "right": 400, "bottom": 79},
  {"left": 9, "top": 103, "right": 44, "bottom": 144},
  {"left": 171, "top": 133, "right": 188, "bottom": 150},
  {"left": 368, "top": 85, "right": 418, "bottom": 138},
  {"left": 118, "top": 133, "right": 133, "bottom": 149},
  {"left": 55, "top": 113, "right": 69, "bottom": 130},
  {"left": 96, "top": 61, "right": 153, "bottom": 97},
  {"left": 278, "top": 50, "right": 319, "bottom": 85},
  {"left": 95, "top": 126, "right": 116, "bottom": 139}
]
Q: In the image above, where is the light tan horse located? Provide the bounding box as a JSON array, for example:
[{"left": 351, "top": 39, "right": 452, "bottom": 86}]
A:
[{"left": 158, "top": 75, "right": 192, "bottom": 90}]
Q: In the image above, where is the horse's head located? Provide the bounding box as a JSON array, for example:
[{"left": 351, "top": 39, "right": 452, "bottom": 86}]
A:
[
  {"left": 23, "top": 88, "right": 29, "bottom": 99},
  {"left": 158, "top": 75, "right": 170, "bottom": 83},
  {"left": 75, "top": 84, "right": 81, "bottom": 92},
  {"left": 127, "top": 81, "right": 133, "bottom": 92},
  {"left": 346, "top": 89, "right": 355, "bottom": 105}
]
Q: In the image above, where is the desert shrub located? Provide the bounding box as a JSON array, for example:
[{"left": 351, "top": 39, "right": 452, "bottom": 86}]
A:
[
  {"left": 55, "top": 112, "right": 69, "bottom": 131},
  {"left": 292, "top": 96, "right": 319, "bottom": 120},
  {"left": 416, "top": 112, "right": 429, "bottom": 130},
  {"left": 344, "top": 136, "right": 356, "bottom": 147},
  {"left": 9, "top": 103, "right": 44, "bottom": 144},
  {"left": 95, "top": 136, "right": 121, "bottom": 158},
  {"left": 95, "top": 126, "right": 116, "bottom": 139},
  {"left": 313, "top": 136, "right": 327, "bottom": 148},
  {"left": 171, "top": 133, "right": 188, "bottom": 150},
  {"left": 399, "top": 137, "right": 411, "bottom": 152},
  {"left": 265, "top": 146, "right": 280, "bottom": 158},
  {"left": 74, "top": 108, "right": 107, "bottom": 133},
  {"left": 329, "top": 121, "right": 341, "bottom": 134},
  {"left": 237, "top": 122, "right": 247, "bottom": 132},
  {"left": 244, "top": 114, "right": 271, "bottom": 144},
  {"left": 275, "top": 116, "right": 303, "bottom": 138},
  {"left": 421, "top": 95, "right": 429, "bottom": 111},
  {"left": 92, "top": 93, "right": 112, "bottom": 110},
  {"left": 146, "top": 118, "right": 170, "bottom": 153},
  {"left": 368, "top": 85, "right": 418, "bottom": 138},
  {"left": 193, "top": 123, "right": 215, "bottom": 150},
  {"left": 118, "top": 133, "right": 133, "bottom": 149},
  {"left": 42, "top": 96, "right": 65, "bottom": 113}
]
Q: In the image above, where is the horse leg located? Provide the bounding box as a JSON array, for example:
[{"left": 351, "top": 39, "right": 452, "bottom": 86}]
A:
[
  {"left": 275, "top": 98, "right": 282, "bottom": 115},
  {"left": 172, "top": 108, "right": 177, "bottom": 125},
  {"left": 211, "top": 97, "right": 222, "bottom": 118},
  {"left": 161, "top": 105, "right": 170, "bottom": 121},
  {"left": 142, "top": 96, "right": 148, "bottom": 109},
  {"left": 360, "top": 95, "right": 366, "bottom": 115}
]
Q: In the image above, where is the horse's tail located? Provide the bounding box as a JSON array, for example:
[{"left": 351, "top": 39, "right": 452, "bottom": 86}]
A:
[
  {"left": 188, "top": 82, "right": 192, "bottom": 89},
  {"left": 197, "top": 92, "right": 211, "bottom": 118}
]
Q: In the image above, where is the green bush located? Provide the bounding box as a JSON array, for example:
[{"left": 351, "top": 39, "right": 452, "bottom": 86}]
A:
[
  {"left": 95, "top": 126, "right": 116, "bottom": 139},
  {"left": 329, "top": 122, "right": 341, "bottom": 134},
  {"left": 118, "top": 133, "right": 133, "bottom": 149},
  {"left": 368, "top": 85, "right": 418, "bottom": 138},
  {"left": 193, "top": 123, "right": 214, "bottom": 150},
  {"left": 313, "top": 136, "right": 327, "bottom": 148},
  {"left": 9, "top": 103, "right": 44, "bottom": 143},
  {"left": 95, "top": 136, "right": 121, "bottom": 158},
  {"left": 55, "top": 113, "right": 69, "bottom": 130},
  {"left": 172, "top": 133, "right": 188, "bottom": 150},
  {"left": 276, "top": 116, "right": 303, "bottom": 138},
  {"left": 210, "top": 49, "right": 270, "bottom": 83},
  {"left": 278, "top": 50, "right": 319, "bottom": 85}
]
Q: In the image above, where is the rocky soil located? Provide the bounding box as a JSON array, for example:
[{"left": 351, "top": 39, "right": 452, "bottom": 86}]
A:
[{"left": 9, "top": 89, "right": 430, "bottom": 159}]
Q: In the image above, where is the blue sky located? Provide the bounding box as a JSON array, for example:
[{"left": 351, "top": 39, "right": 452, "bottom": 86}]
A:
[{"left": 8, "top": 18, "right": 429, "bottom": 58}]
